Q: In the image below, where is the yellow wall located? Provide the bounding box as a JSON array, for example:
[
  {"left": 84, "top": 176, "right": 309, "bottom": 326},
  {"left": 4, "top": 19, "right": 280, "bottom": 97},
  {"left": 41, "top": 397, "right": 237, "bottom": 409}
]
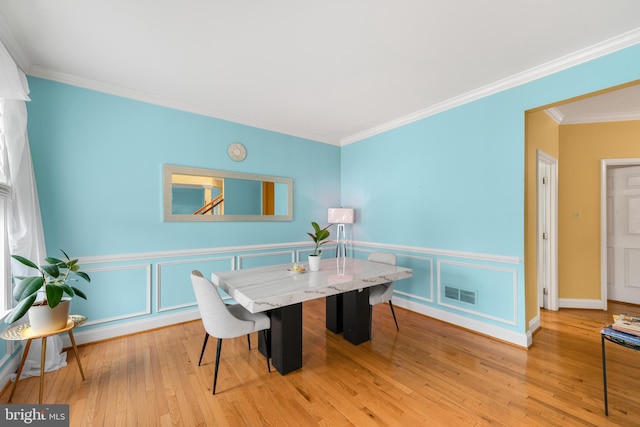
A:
[
  {"left": 524, "top": 110, "right": 559, "bottom": 328},
  {"left": 558, "top": 120, "right": 640, "bottom": 299}
]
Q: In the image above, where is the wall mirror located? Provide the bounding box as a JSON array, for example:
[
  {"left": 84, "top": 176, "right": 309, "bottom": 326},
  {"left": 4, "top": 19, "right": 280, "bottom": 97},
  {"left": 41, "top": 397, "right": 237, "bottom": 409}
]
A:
[{"left": 163, "top": 164, "right": 293, "bottom": 222}]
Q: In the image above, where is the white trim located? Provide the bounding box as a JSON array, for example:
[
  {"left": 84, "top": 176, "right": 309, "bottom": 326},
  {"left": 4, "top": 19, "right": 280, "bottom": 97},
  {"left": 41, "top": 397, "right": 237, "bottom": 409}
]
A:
[
  {"left": 545, "top": 108, "right": 640, "bottom": 125},
  {"left": 156, "top": 256, "right": 234, "bottom": 312},
  {"left": 395, "top": 254, "right": 434, "bottom": 303},
  {"left": 544, "top": 108, "right": 564, "bottom": 124},
  {"left": 437, "top": 260, "right": 519, "bottom": 326},
  {"left": 600, "top": 158, "right": 640, "bottom": 311},
  {"left": 76, "top": 241, "right": 516, "bottom": 273},
  {"left": 237, "top": 250, "right": 296, "bottom": 269},
  {"left": 82, "top": 263, "right": 152, "bottom": 325},
  {"left": 559, "top": 111, "right": 640, "bottom": 125},
  {"left": 61, "top": 308, "right": 201, "bottom": 347},
  {"left": 529, "top": 314, "right": 540, "bottom": 335},
  {"left": 78, "top": 241, "right": 311, "bottom": 265},
  {"left": 392, "top": 297, "right": 529, "bottom": 348},
  {"left": 15, "top": 27, "right": 640, "bottom": 147},
  {"left": 537, "top": 150, "right": 559, "bottom": 312},
  {"left": 26, "top": 66, "right": 339, "bottom": 146},
  {"left": 354, "top": 249, "right": 435, "bottom": 303},
  {"left": 558, "top": 298, "right": 606, "bottom": 310},
  {"left": 341, "top": 28, "right": 640, "bottom": 145},
  {"left": 354, "top": 240, "right": 520, "bottom": 265}
]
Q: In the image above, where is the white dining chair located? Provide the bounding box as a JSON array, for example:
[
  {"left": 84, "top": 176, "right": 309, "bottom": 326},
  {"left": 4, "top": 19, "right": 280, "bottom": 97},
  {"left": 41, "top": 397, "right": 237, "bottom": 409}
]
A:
[
  {"left": 367, "top": 252, "right": 399, "bottom": 334},
  {"left": 191, "top": 270, "right": 271, "bottom": 394}
]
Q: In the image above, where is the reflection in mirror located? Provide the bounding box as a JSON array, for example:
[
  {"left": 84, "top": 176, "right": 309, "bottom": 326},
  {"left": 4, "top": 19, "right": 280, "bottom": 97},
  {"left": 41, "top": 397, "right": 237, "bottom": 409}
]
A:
[{"left": 163, "top": 164, "right": 293, "bottom": 222}]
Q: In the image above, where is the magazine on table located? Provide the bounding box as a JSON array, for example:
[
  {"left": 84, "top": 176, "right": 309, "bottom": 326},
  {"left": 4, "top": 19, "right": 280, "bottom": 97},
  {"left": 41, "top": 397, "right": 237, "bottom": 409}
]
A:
[{"left": 612, "top": 313, "right": 640, "bottom": 336}]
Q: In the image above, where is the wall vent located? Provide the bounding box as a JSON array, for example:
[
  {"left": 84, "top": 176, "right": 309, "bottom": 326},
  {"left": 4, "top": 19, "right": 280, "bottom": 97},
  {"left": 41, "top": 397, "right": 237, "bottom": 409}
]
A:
[
  {"left": 445, "top": 286, "right": 459, "bottom": 300},
  {"left": 460, "top": 289, "right": 476, "bottom": 305},
  {"left": 444, "top": 285, "right": 477, "bottom": 306}
]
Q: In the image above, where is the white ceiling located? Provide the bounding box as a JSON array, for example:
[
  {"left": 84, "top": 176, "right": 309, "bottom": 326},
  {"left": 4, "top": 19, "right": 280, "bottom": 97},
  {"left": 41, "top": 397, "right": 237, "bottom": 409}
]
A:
[
  {"left": 549, "top": 84, "right": 640, "bottom": 125},
  {"left": 1, "top": 1, "right": 640, "bottom": 145}
]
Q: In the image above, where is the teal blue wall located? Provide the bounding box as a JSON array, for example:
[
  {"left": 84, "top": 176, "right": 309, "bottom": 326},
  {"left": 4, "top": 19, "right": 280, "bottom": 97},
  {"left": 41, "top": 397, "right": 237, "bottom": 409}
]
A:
[
  {"left": 25, "top": 77, "right": 341, "bottom": 256},
  {"left": 341, "top": 44, "right": 640, "bottom": 333},
  {"left": 0, "top": 78, "right": 341, "bottom": 375},
  {"left": 2, "top": 45, "right": 640, "bottom": 376}
]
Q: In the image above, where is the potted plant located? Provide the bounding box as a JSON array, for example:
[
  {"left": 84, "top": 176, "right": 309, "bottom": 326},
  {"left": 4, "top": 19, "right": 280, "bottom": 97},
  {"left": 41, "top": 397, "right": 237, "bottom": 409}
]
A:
[
  {"left": 306, "top": 221, "right": 331, "bottom": 271},
  {"left": 5, "top": 249, "right": 90, "bottom": 334}
]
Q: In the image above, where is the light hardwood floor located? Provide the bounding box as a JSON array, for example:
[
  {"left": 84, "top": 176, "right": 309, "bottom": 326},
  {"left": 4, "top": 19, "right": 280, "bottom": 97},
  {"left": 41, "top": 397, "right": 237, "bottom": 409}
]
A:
[{"left": 1, "top": 299, "right": 639, "bottom": 426}]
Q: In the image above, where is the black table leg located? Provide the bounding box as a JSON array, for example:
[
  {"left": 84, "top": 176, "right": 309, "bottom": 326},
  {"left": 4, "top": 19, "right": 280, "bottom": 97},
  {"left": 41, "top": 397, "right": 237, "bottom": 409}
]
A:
[
  {"left": 326, "top": 294, "right": 343, "bottom": 333},
  {"left": 602, "top": 334, "right": 608, "bottom": 416},
  {"left": 342, "top": 288, "right": 371, "bottom": 345},
  {"left": 269, "top": 303, "right": 303, "bottom": 375}
]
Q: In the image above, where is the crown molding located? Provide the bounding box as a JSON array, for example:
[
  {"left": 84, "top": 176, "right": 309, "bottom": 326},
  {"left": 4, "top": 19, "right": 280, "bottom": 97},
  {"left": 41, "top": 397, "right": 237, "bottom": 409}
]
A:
[
  {"left": 26, "top": 65, "right": 340, "bottom": 146},
  {"left": 4, "top": 16, "right": 640, "bottom": 147},
  {"left": 544, "top": 108, "right": 564, "bottom": 124},
  {"left": 340, "top": 27, "right": 640, "bottom": 145},
  {"left": 557, "top": 110, "right": 640, "bottom": 125},
  {"left": 544, "top": 105, "right": 640, "bottom": 125}
]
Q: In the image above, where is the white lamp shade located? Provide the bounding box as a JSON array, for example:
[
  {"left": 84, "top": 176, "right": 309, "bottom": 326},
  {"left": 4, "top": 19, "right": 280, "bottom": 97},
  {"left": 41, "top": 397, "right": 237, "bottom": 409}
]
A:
[{"left": 328, "top": 208, "right": 354, "bottom": 224}]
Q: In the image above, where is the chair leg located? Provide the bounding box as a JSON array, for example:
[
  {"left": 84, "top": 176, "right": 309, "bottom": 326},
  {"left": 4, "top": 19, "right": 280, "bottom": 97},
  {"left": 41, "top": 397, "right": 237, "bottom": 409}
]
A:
[
  {"left": 198, "top": 333, "right": 209, "bottom": 366},
  {"left": 261, "top": 330, "right": 271, "bottom": 373},
  {"left": 389, "top": 301, "right": 399, "bottom": 331},
  {"left": 247, "top": 334, "right": 251, "bottom": 349},
  {"left": 213, "top": 338, "right": 223, "bottom": 395},
  {"left": 369, "top": 305, "right": 373, "bottom": 338}
]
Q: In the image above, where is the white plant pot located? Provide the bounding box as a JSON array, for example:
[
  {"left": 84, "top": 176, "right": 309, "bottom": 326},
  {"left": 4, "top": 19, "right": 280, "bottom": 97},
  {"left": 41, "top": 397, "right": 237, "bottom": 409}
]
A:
[
  {"left": 28, "top": 299, "right": 71, "bottom": 334},
  {"left": 308, "top": 255, "right": 321, "bottom": 272}
]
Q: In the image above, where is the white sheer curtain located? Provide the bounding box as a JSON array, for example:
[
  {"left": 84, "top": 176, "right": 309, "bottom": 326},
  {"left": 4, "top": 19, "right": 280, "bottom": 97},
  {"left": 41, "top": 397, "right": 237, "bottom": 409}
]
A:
[
  {"left": 3, "top": 99, "right": 46, "bottom": 267},
  {"left": 0, "top": 40, "right": 46, "bottom": 275},
  {"left": 1, "top": 40, "right": 64, "bottom": 377}
]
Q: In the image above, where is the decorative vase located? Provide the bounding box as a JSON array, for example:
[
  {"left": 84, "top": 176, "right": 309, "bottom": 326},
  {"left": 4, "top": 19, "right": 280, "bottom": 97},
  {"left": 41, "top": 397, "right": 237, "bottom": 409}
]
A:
[
  {"left": 308, "top": 255, "right": 321, "bottom": 272},
  {"left": 28, "top": 299, "right": 71, "bottom": 334}
]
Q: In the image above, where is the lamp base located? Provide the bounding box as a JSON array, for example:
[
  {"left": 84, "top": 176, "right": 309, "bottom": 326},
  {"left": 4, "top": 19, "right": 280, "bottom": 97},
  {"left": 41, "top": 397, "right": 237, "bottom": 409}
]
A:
[{"left": 335, "top": 223, "right": 347, "bottom": 258}]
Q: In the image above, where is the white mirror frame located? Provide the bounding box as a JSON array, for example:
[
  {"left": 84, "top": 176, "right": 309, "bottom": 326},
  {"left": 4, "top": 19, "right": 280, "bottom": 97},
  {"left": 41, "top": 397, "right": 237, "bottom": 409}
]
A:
[{"left": 163, "top": 164, "right": 293, "bottom": 222}]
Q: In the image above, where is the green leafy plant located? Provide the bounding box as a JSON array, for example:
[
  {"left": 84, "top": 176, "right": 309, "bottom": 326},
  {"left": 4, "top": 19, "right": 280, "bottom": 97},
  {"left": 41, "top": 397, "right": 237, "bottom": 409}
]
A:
[
  {"left": 307, "top": 222, "right": 331, "bottom": 256},
  {"left": 5, "top": 249, "right": 91, "bottom": 324}
]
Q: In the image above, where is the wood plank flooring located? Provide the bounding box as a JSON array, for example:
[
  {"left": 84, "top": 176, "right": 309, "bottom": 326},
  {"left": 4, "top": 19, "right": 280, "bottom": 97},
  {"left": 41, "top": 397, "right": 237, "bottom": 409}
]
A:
[{"left": 1, "top": 299, "right": 639, "bottom": 426}]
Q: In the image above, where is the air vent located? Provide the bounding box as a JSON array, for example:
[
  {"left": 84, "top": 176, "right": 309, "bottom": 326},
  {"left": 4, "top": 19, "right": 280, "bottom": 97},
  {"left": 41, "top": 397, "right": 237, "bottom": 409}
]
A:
[
  {"left": 460, "top": 289, "right": 476, "bottom": 305},
  {"left": 445, "top": 286, "right": 459, "bottom": 300},
  {"left": 444, "top": 285, "right": 477, "bottom": 306}
]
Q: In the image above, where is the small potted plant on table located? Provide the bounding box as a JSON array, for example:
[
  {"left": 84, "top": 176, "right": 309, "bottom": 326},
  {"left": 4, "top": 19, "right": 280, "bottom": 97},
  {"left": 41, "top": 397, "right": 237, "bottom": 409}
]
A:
[
  {"left": 5, "top": 249, "right": 90, "bottom": 334},
  {"left": 307, "top": 222, "right": 331, "bottom": 272}
]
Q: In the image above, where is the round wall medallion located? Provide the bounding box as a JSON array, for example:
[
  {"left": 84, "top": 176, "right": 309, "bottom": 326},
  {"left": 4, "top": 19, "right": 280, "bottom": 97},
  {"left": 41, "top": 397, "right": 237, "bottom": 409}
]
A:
[{"left": 228, "top": 142, "right": 247, "bottom": 162}]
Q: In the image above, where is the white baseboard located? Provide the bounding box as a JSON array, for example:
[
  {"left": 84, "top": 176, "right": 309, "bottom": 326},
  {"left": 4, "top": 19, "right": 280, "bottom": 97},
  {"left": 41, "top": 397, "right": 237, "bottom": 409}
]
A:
[
  {"left": 529, "top": 314, "right": 541, "bottom": 333},
  {"left": 392, "top": 298, "right": 530, "bottom": 348},
  {"left": 559, "top": 298, "right": 606, "bottom": 310},
  {"left": 60, "top": 309, "right": 201, "bottom": 348}
]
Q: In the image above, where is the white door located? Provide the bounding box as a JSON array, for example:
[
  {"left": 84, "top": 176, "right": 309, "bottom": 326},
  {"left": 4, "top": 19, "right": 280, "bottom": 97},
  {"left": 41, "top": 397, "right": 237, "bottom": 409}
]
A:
[
  {"left": 537, "top": 150, "right": 558, "bottom": 310},
  {"left": 608, "top": 165, "right": 640, "bottom": 304}
]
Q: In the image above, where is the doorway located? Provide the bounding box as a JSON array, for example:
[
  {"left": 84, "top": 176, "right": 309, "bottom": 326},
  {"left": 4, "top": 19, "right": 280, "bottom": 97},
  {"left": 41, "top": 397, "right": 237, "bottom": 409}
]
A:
[
  {"left": 537, "top": 150, "right": 558, "bottom": 310},
  {"left": 601, "top": 159, "right": 640, "bottom": 308}
]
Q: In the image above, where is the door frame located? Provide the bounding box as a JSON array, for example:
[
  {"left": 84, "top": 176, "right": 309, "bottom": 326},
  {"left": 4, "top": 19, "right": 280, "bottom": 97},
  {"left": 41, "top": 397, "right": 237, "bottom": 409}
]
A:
[
  {"left": 537, "top": 150, "right": 558, "bottom": 311},
  {"left": 600, "top": 158, "right": 640, "bottom": 310}
]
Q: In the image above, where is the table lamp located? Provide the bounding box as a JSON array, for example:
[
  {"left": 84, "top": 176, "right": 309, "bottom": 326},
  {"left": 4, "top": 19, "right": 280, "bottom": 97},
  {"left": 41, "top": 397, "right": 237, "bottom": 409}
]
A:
[{"left": 327, "top": 208, "right": 354, "bottom": 258}]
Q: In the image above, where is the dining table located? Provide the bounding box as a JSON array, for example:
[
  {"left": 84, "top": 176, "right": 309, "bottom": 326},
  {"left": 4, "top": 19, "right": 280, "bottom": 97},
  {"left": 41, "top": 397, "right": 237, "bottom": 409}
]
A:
[{"left": 212, "top": 257, "right": 413, "bottom": 374}]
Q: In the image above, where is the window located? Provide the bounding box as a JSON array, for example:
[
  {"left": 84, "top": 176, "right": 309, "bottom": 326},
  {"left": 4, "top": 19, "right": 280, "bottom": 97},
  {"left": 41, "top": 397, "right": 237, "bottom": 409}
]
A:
[{"left": 0, "top": 99, "right": 11, "bottom": 319}]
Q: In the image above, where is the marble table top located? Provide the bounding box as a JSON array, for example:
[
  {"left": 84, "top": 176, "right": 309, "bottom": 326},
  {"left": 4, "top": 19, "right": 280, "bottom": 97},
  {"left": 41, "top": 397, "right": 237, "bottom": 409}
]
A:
[{"left": 212, "top": 257, "right": 413, "bottom": 313}]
